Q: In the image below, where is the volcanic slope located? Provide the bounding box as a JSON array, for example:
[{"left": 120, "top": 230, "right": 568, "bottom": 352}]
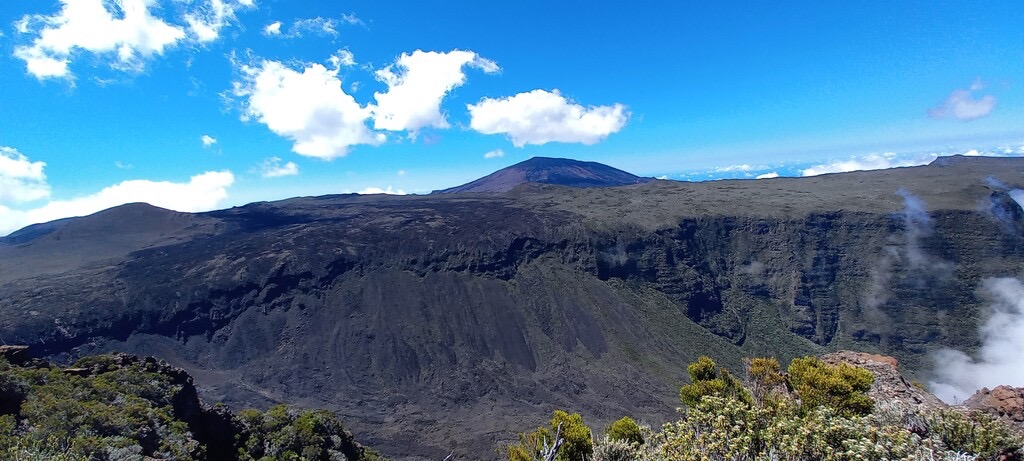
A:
[
  {"left": 434, "top": 156, "right": 651, "bottom": 193},
  {"left": 3, "top": 155, "right": 1024, "bottom": 458}
]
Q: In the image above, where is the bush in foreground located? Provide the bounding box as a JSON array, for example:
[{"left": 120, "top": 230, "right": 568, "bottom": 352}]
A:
[{"left": 507, "top": 355, "right": 1024, "bottom": 461}]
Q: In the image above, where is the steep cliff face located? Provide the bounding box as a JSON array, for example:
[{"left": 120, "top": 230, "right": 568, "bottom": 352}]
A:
[{"left": 2, "top": 157, "right": 1024, "bottom": 458}]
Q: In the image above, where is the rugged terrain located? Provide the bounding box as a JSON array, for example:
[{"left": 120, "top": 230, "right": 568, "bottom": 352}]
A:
[{"left": 2, "top": 155, "right": 1024, "bottom": 458}]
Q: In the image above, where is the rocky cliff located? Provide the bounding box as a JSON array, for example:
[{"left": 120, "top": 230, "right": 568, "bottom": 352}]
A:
[{"left": 2, "top": 156, "right": 1023, "bottom": 458}]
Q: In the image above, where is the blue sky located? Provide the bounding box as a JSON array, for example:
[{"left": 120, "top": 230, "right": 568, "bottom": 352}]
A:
[{"left": 1, "top": 0, "right": 1022, "bottom": 234}]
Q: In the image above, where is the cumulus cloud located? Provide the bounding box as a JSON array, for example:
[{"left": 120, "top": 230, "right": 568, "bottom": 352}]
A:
[
  {"left": 468, "top": 89, "right": 629, "bottom": 147},
  {"left": 0, "top": 170, "right": 234, "bottom": 236},
  {"left": 357, "top": 186, "right": 405, "bottom": 195},
  {"left": 0, "top": 147, "right": 50, "bottom": 203},
  {"left": 483, "top": 149, "right": 504, "bottom": 159},
  {"left": 13, "top": 0, "right": 187, "bottom": 79},
  {"left": 801, "top": 152, "right": 940, "bottom": 176},
  {"left": 258, "top": 157, "right": 299, "bottom": 178},
  {"left": 755, "top": 172, "right": 779, "bottom": 179},
  {"left": 231, "top": 56, "right": 384, "bottom": 159},
  {"left": 930, "top": 277, "right": 1024, "bottom": 403},
  {"left": 371, "top": 50, "right": 499, "bottom": 134},
  {"left": 13, "top": 0, "right": 254, "bottom": 79},
  {"left": 928, "top": 81, "right": 997, "bottom": 121},
  {"left": 200, "top": 134, "right": 217, "bottom": 147},
  {"left": 183, "top": 0, "right": 254, "bottom": 43},
  {"left": 263, "top": 21, "right": 282, "bottom": 36}
]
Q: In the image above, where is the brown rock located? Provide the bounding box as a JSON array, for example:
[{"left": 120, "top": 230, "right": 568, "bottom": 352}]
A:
[
  {"left": 965, "top": 385, "right": 1024, "bottom": 424},
  {"left": 821, "top": 350, "right": 947, "bottom": 414}
]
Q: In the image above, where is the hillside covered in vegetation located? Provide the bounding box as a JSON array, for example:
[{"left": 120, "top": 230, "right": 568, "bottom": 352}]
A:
[
  {"left": 2, "top": 346, "right": 1021, "bottom": 460},
  {"left": 0, "top": 347, "right": 380, "bottom": 461}
]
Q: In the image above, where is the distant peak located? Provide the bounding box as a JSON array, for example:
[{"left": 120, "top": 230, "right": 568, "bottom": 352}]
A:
[{"left": 434, "top": 157, "right": 651, "bottom": 194}]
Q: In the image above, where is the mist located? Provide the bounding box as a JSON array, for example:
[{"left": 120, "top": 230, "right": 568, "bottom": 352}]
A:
[
  {"left": 861, "top": 190, "right": 948, "bottom": 330},
  {"left": 930, "top": 277, "right": 1024, "bottom": 403}
]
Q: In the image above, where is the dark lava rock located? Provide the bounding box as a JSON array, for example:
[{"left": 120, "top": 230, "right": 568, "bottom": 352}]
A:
[{"left": 434, "top": 156, "right": 651, "bottom": 193}]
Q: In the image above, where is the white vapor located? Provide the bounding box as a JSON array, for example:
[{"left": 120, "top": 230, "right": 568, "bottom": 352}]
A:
[
  {"left": 231, "top": 55, "right": 384, "bottom": 159},
  {"left": 930, "top": 277, "right": 1024, "bottom": 403},
  {"left": 357, "top": 186, "right": 405, "bottom": 195},
  {"left": 183, "top": 0, "right": 254, "bottom": 43},
  {"left": 372, "top": 50, "right": 499, "bottom": 134},
  {"left": 0, "top": 147, "right": 50, "bottom": 203},
  {"left": 483, "top": 149, "right": 505, "bottom": 159},
  {"left": 200, "top": 134, "right": 217, "bottom": 147},
  {"left": 258, "top": 157, "right": 299, "bottom": 178},
  {"left": 929, "top": 80, "right": 997, "bottom": 121},
  {"left": 263, "top": 21, "right": 282, "bottom": 36},
  {"left": 468, "top": 89, "right": 629, "bottom": 147},
  {"left": 14, "top": 0, "right": 186, "bottom": 79},
  {"left": 801, "top": 152, "right": 939, "bottom": 176},
  {"left": 0, "top": 170, "right": 234, "bottom": 236}
]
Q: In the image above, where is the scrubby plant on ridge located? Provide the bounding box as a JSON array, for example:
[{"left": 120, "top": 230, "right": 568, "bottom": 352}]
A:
[{"left": 505, "top": 355, "right": 1024, "bottom": 461}]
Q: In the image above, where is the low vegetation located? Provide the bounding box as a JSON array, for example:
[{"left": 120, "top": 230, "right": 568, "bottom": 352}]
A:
[
  {"left": 2, "top": 349, "right": 1021, "bottom": 460},
  {"left": 0, "top": 354, "right": 380, "bottom": 461},
  {"left": 506, "top": 356, "right": 1023, "bottom": 461}
]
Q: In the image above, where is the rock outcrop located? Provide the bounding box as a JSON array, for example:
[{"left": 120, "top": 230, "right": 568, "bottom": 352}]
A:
[
  {"left": 822, "top": 351, "right": 947, "bottom": 414},
  {"left": 966, "top": 386, "right": 1024, "bottom": 429}
]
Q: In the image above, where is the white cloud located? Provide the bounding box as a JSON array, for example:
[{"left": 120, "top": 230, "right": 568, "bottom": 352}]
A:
[
  {"left": 258, "top": 157, "right": 299, "bottom": 178},
  {"left": 14, "top": 0, "right": 187, "bottom": 79},
  {"left": 357, "top": 186, "right": 405, "bottom": 195},
  {"left": 231, "top": 57, "right": 384, "bottom": 159},
  {"left": 263, "top": 21, "right": 282, "bottom": 36},
  {"left": 0, "top": 170, "right": 233, "bottom": 236},
  {"left": 289, "top": 17, "right": 338, "bottom": 37},
  {"left": 0, "top": 147, "right": 50, "bottom": 203},
  {"left": 756, "top": 172, "right": 780, "bottom": 179},
  {"left": 328, "top": 49, "right": 356, "bottom": 68},
  {"left": 371, "top": 50, "right": 499, "bottom": 133},
  {"left": 468, "top": 89, "right": 629, "bottom": 147},
  {"left": 340, "top": 13, "right": 364, "bottom": 26},
  {"left": 183, "top": 0, "right": 254, "bottom": 43},
  {"left": 715, "top": 164, "right": 756, "bottom": 173},
  {"left": 800, "top": 152, "right": 939, "bottom": 176},
  {"left": 264, "top": 16, "right": 367, "bottom": 39},
  {"left": 930, "top": 278, "right": 1024, "bottom": 403},
  {"left": 200, "top": 134, "right": 217, "bottom": 147},
  {"left": 929, "top": 81, "right": 997, "bottom": 121},
  {"left": 483, "top": 149, "right": 505, "bottom": 159},
  {"left": 397, "top": 169, "right": 406, "bottom": 176}
]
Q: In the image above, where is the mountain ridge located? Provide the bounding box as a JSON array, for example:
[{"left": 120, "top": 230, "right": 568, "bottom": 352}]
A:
[
  {"left": 433, "top": 156, "right": 652, "bottom": 193},
  {"left": 2, "top": 155, "right": 1024, "bottom": 458}
]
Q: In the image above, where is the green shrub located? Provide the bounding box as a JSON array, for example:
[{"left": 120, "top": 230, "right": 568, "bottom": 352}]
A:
[
  {"left": 923, "top": 409, "right": 1023, "bottom": 460},
  {"left": 787, "top": 356, "right": 874, "bottom": 417},
  {"left": 606, "top": 416, "right": 643, "bottom": 446},
  {"left": 592, "top": 435, "right": 638, "bottom": 461},
  {"left": 551, "top": 410, "right": 593, "bottom": 461},
  {"left": 504, "top": 355, "right": 1024, "bottom": 461},
  {"left": 504, "top": 425, "right": 553, "bottom": 461},
  {"left": 679, "top": 356, "right": 749, "bottom": 408}
]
